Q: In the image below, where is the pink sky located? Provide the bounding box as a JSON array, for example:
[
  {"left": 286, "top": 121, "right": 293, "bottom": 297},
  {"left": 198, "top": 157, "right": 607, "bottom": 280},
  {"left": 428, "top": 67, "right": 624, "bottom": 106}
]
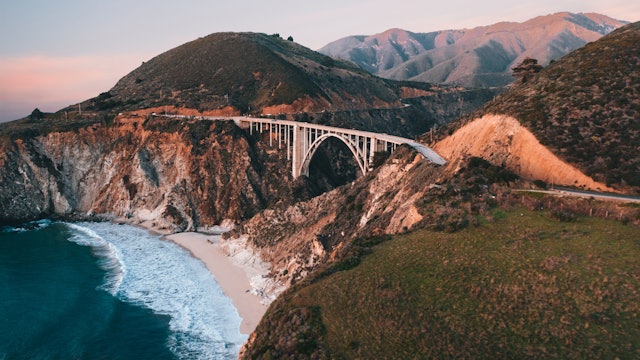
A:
[
  {"left": 1, "top": 0, "right": 638, "bottom": 122},
  {"left": 0, "top": 54, "right": 144, "bottom": 121}
]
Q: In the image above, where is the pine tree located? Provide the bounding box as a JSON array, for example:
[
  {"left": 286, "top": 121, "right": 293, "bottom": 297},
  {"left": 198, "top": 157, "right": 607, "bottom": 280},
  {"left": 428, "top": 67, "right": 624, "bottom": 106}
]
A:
[{"left": 512, "top": 58, "right": 543, "bottom": 83}]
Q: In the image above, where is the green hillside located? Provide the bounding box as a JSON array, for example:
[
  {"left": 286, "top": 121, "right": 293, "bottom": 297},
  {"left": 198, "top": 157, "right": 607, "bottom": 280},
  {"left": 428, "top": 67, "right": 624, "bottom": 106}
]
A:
[
  {"left": 106, "top": 32, "right": 380, "bottom": 113},
  {"left": 481, "top": 22, "right": 640, "bottom": 191},
  {"left": 246, "top": 209, "right": 640, "bottom": 359}
]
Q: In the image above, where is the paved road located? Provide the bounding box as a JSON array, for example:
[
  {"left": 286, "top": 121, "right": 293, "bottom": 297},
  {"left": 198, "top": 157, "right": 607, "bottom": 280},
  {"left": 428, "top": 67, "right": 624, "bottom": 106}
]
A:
[{"left": 516, "top": 188, "right": 640, "bottom": 204}]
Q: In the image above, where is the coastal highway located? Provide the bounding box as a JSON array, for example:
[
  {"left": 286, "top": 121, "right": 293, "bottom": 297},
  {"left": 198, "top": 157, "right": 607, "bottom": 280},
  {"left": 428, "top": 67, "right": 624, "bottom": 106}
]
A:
[{"left": 516, "top": 187, "right": 640, "bottom": 204}]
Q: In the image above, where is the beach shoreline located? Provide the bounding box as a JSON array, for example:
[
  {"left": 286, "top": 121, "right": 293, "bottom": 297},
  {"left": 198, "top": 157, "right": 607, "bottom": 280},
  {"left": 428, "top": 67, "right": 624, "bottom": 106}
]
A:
[
  {"left": 164, "top": 231, "right": 268, "bottom": 335},
  {"left": 164, "top": 232, "right": 267, "bottom": 335},
  {"left": 130, "top": 220, "right": 268, "bottom": 336}
]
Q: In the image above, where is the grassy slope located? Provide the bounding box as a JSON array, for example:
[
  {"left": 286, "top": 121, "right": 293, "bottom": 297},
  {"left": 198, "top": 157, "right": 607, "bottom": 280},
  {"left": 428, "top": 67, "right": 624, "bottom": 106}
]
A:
[
  {"left": 481, "top": 22, "right": 640, "bottom": 190},
  {"left": 267, "top": 209, "right": 640, "bottom": 359},
  {"left": 427, "top": 22, "right": 640, "bottom": 193}
]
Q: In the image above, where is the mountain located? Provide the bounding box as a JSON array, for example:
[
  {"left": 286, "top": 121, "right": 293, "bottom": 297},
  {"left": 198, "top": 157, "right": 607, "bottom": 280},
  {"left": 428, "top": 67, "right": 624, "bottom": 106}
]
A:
[
  {"left": 103, "top": 32, "right": 396, "bottom": 115},
  {"left": 47, "top": 32, "right": 498, "bottom": 139},
  {"left": 237, "top": 22, "right": 640, "bottom": 358},
  {"left": 433, "top": 21, "right": 640, "bottom": 193},
  {"left": 319, "top": 12, "right": 628, "bottom": 87}
]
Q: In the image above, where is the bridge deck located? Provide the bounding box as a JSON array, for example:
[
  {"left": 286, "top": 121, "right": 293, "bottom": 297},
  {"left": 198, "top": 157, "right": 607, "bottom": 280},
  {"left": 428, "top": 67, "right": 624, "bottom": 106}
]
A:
[
  {"left": 230, "top": 116, "right": 447, "bottom": 166},
  {"left": 154, "top": 114, "right": 447, "bottom": 175}
]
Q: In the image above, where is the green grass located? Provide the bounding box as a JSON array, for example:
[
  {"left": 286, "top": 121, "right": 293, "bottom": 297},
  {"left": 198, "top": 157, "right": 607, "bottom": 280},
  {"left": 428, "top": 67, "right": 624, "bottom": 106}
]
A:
[
  {"left": 286, "top": 209, "right": 640, "bottom": 359},
  {"left": 482, "top": 23, "right": 640, "bottom": 189}
]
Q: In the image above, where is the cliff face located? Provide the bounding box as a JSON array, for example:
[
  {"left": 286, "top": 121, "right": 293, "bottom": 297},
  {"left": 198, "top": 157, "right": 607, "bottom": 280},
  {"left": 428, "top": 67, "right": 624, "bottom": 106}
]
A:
[
  {"left": 222, "top": 147, "right": 444, "bottom": 297},
  {"left": 223, "top": 144, "right": 518, "bottom": 298},
  {"left": 0, "top": 114, "right": 304, "bottom": 229}
]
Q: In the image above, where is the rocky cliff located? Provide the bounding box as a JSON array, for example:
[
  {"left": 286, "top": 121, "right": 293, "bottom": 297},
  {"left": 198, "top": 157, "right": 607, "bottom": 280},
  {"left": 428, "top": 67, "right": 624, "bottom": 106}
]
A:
[
  {"left": 0, "top": 114, "right": 310, "bottom": 229},
  {"left": 221, "top": 143, "right": 525, "bottom": 304},
  {"left": 222, "top": 147, "right": 426, "bottom": 306}
]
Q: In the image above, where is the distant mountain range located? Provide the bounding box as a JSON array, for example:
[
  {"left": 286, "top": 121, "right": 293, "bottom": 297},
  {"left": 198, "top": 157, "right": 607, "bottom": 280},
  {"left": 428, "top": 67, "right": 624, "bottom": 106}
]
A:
[
  {"left": 56, "top": 32, "right": 496, "bottom": 138},
  {"left": 319, "top": 12, "right": 628, "bottom": 87},
  {"left": 424, "top": 21, "right": 640, "bottom": 193}
]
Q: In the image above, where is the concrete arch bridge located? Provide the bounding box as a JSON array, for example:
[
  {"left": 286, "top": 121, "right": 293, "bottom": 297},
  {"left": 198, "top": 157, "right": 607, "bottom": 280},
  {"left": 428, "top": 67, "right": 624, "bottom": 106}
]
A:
[{"left": 230, "top": 117, "right": 446, "bottom": 178}]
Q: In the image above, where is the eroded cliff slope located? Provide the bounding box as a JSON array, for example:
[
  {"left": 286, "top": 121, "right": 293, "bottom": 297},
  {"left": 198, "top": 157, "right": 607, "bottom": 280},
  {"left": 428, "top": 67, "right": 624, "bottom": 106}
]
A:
[
  {"left": 222, "top": 145, "right": 521, "bottom": 300},
  {"left": 0, "top": 114, "right": 307, "bottom": 228},
  {"left": 434, "top": 114, "right": 615, "bottom": 192}
]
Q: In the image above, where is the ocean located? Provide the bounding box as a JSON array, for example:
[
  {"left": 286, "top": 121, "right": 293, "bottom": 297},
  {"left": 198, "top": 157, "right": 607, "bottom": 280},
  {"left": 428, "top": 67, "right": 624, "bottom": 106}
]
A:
[{"left": 0, "top": 220, "right": 246, "bottom": 359}]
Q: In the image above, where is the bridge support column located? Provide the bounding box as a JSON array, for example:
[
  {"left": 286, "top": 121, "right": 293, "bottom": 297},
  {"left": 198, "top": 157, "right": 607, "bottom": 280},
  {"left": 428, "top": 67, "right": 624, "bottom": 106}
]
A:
[
  {"left": 369, "top": 137, "right": 387, "bottom": 166},
  {"left": 292, "top": 124, "right": 306, "bottom": 178},
  {"left": 369, "top": 137, "right": 376, "bottom": 169},
  {"left": 229, "top": 117, "right": 445, "bottom": 179}
]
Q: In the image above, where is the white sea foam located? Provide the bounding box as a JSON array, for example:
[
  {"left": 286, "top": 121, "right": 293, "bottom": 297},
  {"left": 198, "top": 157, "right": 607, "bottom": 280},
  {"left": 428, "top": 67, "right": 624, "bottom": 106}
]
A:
[
  {"left": 67, "top": 222, "right": 246, "bottom": 360},
  {"left": 65, "top": 223, "right": 126, "bottom": 295}
]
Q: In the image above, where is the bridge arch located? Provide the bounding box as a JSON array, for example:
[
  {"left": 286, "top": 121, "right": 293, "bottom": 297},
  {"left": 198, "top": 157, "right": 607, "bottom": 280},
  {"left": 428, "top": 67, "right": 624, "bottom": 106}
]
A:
[
  {"left": 299, "top": 133, "right": 367, "bottom": 178},
  {"left": 229, "top": 116, "right": 446, "bottom": 178}
]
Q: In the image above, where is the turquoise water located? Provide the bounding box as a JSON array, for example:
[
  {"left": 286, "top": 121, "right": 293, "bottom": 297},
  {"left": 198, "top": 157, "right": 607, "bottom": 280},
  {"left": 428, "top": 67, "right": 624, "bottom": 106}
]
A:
[{"left": 0, "top": 220, "right": 245, "bottom": 359}]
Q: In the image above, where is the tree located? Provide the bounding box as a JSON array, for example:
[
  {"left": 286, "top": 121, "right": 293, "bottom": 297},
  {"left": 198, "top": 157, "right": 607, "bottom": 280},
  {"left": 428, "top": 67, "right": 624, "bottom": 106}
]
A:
[
  {"left": 30, "top": 108, "right": 43, "bottom": 122},
  {"left": 372, "top": 151, "right": 390, "bottom": 168},
  {"left": 512, "top": 58, "right": 543, "bottom": 84},
  {"left": 287, "top": 36, "right": 294, "bottom": 42}
]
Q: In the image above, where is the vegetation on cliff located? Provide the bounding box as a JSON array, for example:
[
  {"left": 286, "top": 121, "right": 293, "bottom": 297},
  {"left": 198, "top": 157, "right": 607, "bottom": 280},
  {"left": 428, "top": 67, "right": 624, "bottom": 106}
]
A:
[{"left": 443, "top": 21, "right": 640, "bottom": 192}]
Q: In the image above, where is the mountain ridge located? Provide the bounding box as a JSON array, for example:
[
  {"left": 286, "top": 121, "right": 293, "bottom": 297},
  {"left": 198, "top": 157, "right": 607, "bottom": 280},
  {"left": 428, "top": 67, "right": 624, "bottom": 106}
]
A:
[
  {"left": 319, "top": 12, "right": 628, "bottom": 87},
  {"left": 14, "top": 31, "right": 498, "bottom": 139},
  {"left": 443, "top": 21, "right": 640, "bottom": 192}
]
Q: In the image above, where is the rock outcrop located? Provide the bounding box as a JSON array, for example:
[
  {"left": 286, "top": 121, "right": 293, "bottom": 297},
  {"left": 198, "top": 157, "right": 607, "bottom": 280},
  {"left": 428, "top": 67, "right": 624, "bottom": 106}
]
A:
[
  {"left": 0, "top": 114, "right": 305, "bottom": 229},
  {"left": 434, "top": 114, "right": 616, "bottom": 192}
]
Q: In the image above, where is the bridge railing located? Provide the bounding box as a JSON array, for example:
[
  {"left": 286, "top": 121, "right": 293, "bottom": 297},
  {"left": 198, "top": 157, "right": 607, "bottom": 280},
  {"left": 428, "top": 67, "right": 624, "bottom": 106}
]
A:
[{"left": 184, "top": 115, "right": 447, "bottom": 177}]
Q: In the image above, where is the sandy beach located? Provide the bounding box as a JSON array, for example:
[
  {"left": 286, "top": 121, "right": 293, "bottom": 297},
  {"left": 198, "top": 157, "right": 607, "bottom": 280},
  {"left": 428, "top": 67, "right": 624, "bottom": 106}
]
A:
[
  {"left": 125, "top": 218, "right": 270, "bottom": 335},
  {"left": 163, "top": 231, "right": 268, "bottom": 335}
]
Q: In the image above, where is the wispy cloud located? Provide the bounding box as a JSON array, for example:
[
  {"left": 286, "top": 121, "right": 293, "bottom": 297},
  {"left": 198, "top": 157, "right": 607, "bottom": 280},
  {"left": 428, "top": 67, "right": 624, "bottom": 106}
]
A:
[{"left": 0, "top": 54, "right": 147, "bottom": 121}]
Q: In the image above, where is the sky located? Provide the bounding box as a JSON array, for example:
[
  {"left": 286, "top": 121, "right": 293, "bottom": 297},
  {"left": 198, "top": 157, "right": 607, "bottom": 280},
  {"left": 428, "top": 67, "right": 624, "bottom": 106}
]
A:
[{"left": 1, "top": 0, "right": 639, "bottom": 122}]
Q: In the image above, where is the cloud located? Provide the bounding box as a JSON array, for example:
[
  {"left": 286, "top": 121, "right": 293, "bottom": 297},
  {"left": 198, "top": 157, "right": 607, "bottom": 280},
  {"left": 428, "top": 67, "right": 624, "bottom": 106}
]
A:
[{"left": 0, "top": 54, "right": 147, "bottom": 121}]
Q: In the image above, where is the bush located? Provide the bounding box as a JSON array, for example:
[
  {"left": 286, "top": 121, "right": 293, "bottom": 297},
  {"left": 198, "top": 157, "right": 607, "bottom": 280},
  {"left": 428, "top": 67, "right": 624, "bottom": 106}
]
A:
[
  {"left": 550, "top": 209, "right": 577, "bottom": 222},
  {"left": 533, "top": 180, "right": 547, "bottom": 189}
]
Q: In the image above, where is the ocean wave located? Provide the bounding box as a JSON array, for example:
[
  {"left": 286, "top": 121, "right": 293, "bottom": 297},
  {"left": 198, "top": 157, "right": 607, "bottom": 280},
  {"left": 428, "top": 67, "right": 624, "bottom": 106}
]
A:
[
  {"left": 71, "top": 222, "right": 245, "bottom": 360},
  {"left": 64, "top": 223, "right": 126, "bottom": 295}
]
